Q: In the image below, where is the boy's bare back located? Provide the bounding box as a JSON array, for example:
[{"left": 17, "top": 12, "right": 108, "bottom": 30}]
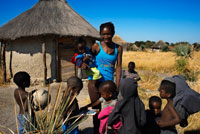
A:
[{"left": 14, "top": 88, "right": 29, "bottom": 114}]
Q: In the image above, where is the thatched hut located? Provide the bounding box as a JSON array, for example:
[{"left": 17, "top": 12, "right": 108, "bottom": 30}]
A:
[
  {"left": 112, "top": 34, "right": 128, "bottom": 51},
  {"left": 152, "top": 40, "right": 166, "bottom": 51},
  {"left": 0, "top": 0, "right": 100, "bottom": 84}
]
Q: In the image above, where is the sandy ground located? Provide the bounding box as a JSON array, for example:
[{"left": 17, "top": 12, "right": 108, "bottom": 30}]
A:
[{"left": 0, "top": 81, "right": 93, "bottom": 134}]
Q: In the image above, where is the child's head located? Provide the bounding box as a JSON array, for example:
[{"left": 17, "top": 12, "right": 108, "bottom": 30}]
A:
[
  {"left": 159, "top": 80, "right": 176, "bottom": 99},
  {"left": 14, "top": 71, "right": 30, "bottom": 88},
  {"left": 128, "top": 61, "right": 135, "bottom": 71},
  {"left": 149, "top": 96, "right": 162, "bottom": 116},
  {"left": 99, "top": 80, "right": 116, "bottom": 101},
  {"left": 74, "top": 38, "right": 87, "bottom": 54},
  {"left": 67, "top": 76, "right": 83, "bottom": 95}
]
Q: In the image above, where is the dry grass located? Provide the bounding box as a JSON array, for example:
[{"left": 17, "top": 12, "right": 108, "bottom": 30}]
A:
[
  {"left": 122, "top": 51, "right": 177, "bottom": 73},
  {"left": 123, "top": 51, "right": 200, "bottom": 134},
  {"left": 123, "top": 51, "right": 200, "bottom": 74}
]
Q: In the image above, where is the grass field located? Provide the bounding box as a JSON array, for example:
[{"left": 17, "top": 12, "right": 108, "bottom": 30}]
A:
[{"left": 123, "top": 51, "right": 200, "bottom": 134}]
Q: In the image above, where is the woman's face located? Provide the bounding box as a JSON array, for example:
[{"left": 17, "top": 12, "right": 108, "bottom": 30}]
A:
[{"left": 100, "top": 27, "right": 113, "bottom": 43}]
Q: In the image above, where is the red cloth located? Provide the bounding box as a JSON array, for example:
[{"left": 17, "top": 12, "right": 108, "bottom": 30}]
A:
[
  {"left": 71, "top": 53, "right": 78, "bottom": 64},
  {"left": 98, "top": 106, "right": 121, "bottom": 134}
]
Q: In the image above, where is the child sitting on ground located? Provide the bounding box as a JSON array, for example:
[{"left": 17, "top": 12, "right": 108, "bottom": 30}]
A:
[
  {"left": 143, "top": 96, "right": 162, "bottom": 134},
  {"left": 14, "top": 71, "right": 33, "bottom": 134},
  {"left": 122, "top": 61, "right": 140, "bottom": 81},
  {"left": 157, "top": 80, "right": 181, "bottom": 134},
  {"left": 71, "top": 38, "right": 102, "bottom": 80},
  {"left": 81, "top": 81, "right": 121, "bottom": 134},
  {"left": 62, "top": 76, "right": 83, "bottom": 134},
  {"left": 108, "top": 78, "right": 146, "bottom": 134}
]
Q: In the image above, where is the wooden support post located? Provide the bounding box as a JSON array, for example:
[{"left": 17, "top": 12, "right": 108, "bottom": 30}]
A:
[
  {"left": 1, "top": 41, "right": 7, "bottom": 83},
  {"left": 55, "top": 40, "right": 61, "bottom": 82},
  {"left": 42, "top": 41, "right": 47, "bottom": 86}
]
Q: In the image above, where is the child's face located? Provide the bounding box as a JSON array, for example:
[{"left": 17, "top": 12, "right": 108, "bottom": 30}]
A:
[
  {"left": 24, "top": 78, "right": 30, "bottom": 87},
  {"left": 128, "top": 63, "right": 135, "bottom": 71},
  {"left": 100, "top": 90, "right": 113, "bottom": 101},
  {"left": 150, "top": 102, "right": 161, "bottom": 116},
  {"left": 160, "top": 87, "right": 171, "bottom": 99},
  {"left": 77, "top": 43, "right": 86, "bottom": 54}
]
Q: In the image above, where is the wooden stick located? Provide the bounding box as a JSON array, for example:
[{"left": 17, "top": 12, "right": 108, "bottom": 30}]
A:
[
  {"left": 14, "top": 98, "right": 19, "bottom": 134},
  {"left": 1, "top": 41, "right": 6, "bottom": 83},
  {"left": 42, "top": 41, "right": 47, "bottom": 86}
]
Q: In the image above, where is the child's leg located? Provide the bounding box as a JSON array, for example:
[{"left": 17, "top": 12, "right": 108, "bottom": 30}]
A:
[{"left": 17, "top": 114, "right": 25, "bottom": 134}]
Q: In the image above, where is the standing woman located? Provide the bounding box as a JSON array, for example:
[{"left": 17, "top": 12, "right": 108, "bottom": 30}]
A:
[{"left": 88, "top": 22, "right": 123, "bottom": 134}]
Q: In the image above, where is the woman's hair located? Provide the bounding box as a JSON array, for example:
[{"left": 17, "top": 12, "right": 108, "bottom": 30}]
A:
[{"left": 100, "top": 22, "right": 115, "bottom": 35}]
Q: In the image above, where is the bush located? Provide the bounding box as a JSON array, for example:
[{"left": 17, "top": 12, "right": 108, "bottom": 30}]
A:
[
  {"left": 175, "top": 58, "right": 198, "bottom": 81},
  {"left": 175, "top": 58, "right": 188, "bottom": 73},
  {"left": 162, "top": 45, "right": 169, "bottom": 52},
  {"left": 174, "top": 44, "right": 191, "bottom": 57}
]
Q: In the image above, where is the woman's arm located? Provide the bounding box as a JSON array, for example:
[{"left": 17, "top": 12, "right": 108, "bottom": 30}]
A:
[
  {"left": 91, "top": 43, "right": 100, "bottom": 56},
  {"left": 115, "top": 45, "right": 123, "bottom": 91}
]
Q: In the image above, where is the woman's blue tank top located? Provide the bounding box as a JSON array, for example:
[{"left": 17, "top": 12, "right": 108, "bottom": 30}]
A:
[{"left": 96, "top": 42, "right": 118, "bottom": 82}]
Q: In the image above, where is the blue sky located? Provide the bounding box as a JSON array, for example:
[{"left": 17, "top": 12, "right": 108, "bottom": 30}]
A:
[{"left": 0, "top": 0, "right": 200, "bottom": 44}]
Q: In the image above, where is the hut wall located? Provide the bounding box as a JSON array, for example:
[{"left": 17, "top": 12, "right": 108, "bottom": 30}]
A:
[{"left": 5, "top": 37, "right": 56, "bottom": 82}]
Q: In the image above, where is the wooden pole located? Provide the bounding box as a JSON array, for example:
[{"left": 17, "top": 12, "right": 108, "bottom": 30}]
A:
[
  {"left": 42, "top": 41, "right": 47, "bottom": 86},
  {"left": 1, "top": 41, "right": 7, "bottom": 83},
  {"left": 55, "top": 40, "right": 61, "bottom": 82},
  {"left": 9, "top": 50, "right": 13, "bottom": 78}
]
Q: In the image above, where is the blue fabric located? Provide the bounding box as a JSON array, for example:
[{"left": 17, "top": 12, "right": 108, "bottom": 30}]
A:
[
  {"left": 75, "top": 46, "right": 96, "bottom": 68},
  {"left": 17, "top": 114, "right": 27, "bottom": 134},
  {"left": 62, "top": 124, "right": 80, "bottom": 134},
  {"left": 96, "top": 42, "right": 118, "bottom": 82}
]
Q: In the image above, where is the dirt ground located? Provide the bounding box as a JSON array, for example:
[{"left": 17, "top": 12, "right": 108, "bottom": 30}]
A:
[{"left": 0, "top": 81, "right": 93, "bottom": 134}]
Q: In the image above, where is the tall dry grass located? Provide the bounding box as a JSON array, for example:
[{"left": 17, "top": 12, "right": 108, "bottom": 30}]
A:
[
  {"left": 123, "top": 51, "right": 200, "bottom": 74},
  {"left": 123, "top": 51, "right": 176, "bottom": 73}
]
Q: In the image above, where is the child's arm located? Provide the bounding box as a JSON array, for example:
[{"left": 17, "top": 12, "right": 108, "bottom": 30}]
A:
[
  {"left": 157, "top": 102, "right": 181, "bottom": 127},
  {"left": 134, "top": 74, "right": 141, "bottom": 81},
  {"left": 80, "top": 99, "right": 101, "bottom": 111}
]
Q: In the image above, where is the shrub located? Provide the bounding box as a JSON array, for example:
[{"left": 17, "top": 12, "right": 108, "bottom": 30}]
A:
[
  {"left": 162, "top": 45, "right": 169, "bottom": 52},
  {"left": 175, "top": 58, "right": 198, "bottom": 81},
  {"left": 175, "top": 58, "right": 188, "bottom": 73},
  {"left": 174, "top": 44, "right": 191, "bottom": 57}
]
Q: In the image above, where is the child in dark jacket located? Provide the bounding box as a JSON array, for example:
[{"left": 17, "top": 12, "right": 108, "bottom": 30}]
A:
[
  {"left": 143, "top": 96, "right": 162, "bottom": 134},
  {"left": 108, "top": 78, "right": 146, "bottom": 134}
]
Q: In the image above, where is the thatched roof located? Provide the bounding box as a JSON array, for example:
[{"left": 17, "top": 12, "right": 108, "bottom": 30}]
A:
[
  {"left": 152, "top": 40, "right": 166, "bottom": 49},
  {"left": 112, "top": 34, "right": 125, "bottom": 45},
  {"left": 0, "top": 0, "right": 100, "bottom": 40}
]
